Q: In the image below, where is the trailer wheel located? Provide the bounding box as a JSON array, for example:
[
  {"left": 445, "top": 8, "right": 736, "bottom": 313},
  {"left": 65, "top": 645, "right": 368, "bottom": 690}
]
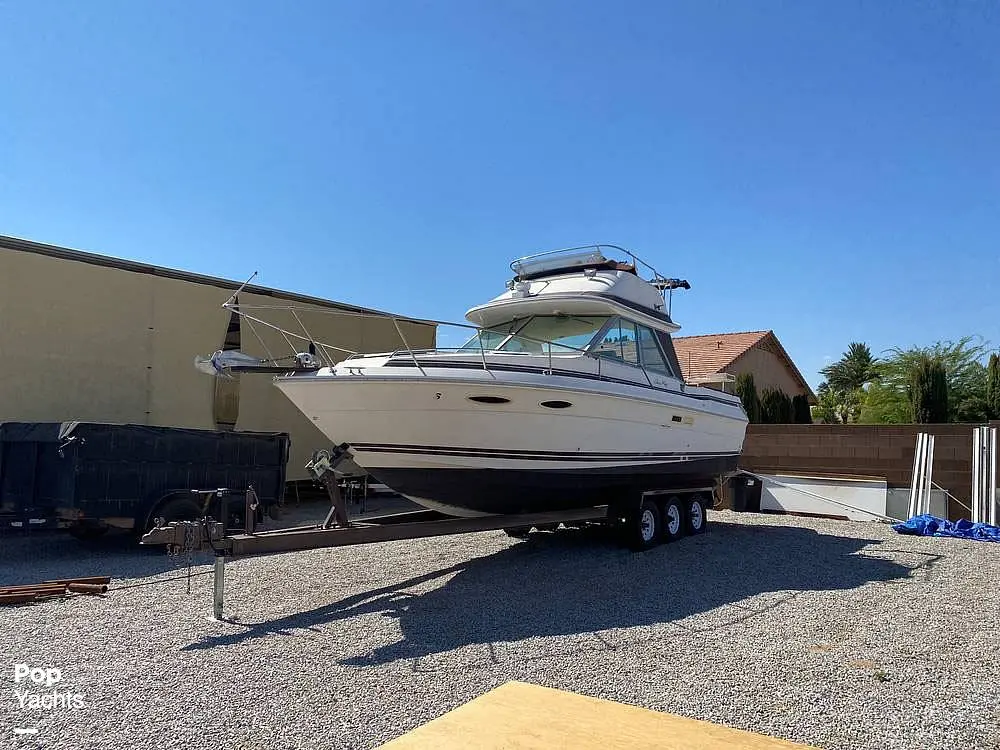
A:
[
  {"left": 686, "top": 494, "right": 709, "bottom": 535},
  {"left": 626, "top": 499, "right": 661, "bottom": 551},
  {"left": 660, "top": 496, "right": 685, "bottom": 543}
]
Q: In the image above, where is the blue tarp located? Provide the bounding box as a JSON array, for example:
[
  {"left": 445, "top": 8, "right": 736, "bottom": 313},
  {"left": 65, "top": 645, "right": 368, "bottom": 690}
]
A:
[{"left": 893, "top": 514, "right": 1000, "bottom": 543}]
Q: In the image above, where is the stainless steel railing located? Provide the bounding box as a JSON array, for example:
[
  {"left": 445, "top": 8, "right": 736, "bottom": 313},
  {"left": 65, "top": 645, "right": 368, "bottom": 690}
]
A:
[{"left": 218, "top": 300, "right": 668, "bottom": 390}]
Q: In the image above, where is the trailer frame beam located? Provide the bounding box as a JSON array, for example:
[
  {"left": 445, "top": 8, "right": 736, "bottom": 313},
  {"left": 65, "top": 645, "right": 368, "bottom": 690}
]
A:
[{"left": 143, "top": 484, "right": 722, "bottom": 621}]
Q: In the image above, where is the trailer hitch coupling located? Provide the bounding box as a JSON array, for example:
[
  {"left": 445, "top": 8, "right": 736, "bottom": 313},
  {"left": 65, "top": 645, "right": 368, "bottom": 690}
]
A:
[{"left": 140, "top": 518, "right": 225, "bottom": 551}]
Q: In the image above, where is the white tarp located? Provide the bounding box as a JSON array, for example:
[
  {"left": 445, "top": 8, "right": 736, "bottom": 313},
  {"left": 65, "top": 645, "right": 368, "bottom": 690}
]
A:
[{"left": 757, "top": 473, "right": 889, "bottom": 522}]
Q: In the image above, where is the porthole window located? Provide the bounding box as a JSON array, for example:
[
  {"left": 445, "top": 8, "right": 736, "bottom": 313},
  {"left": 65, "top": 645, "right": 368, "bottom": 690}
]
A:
[
  {"left": 540, "top": 400, "right": 572, "bottom": 409},
  {"left": 467, "top": 395, "right": 510, "bottom": 404}
]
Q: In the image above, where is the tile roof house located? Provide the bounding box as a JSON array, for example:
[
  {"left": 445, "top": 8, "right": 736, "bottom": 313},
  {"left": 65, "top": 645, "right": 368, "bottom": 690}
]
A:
[{"left": 672, "top": 330, "right": 815, "bottom": 402}]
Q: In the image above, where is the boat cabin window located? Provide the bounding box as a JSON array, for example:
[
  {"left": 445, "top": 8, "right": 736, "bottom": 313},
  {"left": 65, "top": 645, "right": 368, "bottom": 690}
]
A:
[
  {"left": 636, "top": 324, "right": 674, "bottom": 376},
  {"left": 594, "top": 319, "right": 639, "bottom": 364},
  {"left": 593, "top": 318, "right": 677, "bottom": 377}
]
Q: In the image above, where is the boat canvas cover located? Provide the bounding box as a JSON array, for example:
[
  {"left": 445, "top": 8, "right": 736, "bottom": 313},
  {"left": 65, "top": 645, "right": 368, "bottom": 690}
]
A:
[{"left": 893, "top": 514, "right": 1000, "bottom": 543}]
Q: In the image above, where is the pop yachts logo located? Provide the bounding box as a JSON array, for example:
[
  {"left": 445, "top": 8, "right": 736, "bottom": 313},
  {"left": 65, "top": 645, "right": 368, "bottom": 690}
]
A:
[{"left": 12, "top": 664, "right": 86, "bottom": 710}]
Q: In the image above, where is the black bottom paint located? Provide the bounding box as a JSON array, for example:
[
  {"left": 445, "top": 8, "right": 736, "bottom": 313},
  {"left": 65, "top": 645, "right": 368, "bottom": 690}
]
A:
[{"left": 368, "top": 455, "right": 739, "bottom": 516}]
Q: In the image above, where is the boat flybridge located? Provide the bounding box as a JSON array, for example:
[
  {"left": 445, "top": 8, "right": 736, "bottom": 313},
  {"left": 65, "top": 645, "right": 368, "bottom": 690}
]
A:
[{"left": 257, "top": 245, "right": 749, "bottom": 519}]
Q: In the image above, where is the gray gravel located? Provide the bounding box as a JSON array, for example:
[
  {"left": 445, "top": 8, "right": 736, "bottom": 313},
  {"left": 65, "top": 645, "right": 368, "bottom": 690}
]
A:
[{"left": 2, "top": 508, "right": 999, "bottom": 750}]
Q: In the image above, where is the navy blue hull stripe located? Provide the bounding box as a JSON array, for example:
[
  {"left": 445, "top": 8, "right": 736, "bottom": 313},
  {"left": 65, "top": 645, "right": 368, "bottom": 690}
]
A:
[{"left": 351, "top": 443, "right": 740, "bottom": 462}]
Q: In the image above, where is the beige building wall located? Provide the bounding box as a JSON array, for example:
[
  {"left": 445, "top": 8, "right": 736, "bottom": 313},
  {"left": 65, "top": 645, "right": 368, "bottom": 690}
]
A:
[
  {"left": 725, "top": 345, "right": 808, "bottom": 398},
  {"left": 0, "top": 243, "right": 435, "bottom": 480}
]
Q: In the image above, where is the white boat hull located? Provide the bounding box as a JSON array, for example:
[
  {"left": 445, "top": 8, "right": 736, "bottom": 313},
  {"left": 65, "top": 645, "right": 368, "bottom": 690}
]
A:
[{"left": 275, "top": 367, "right": 746, "bottom": 516}]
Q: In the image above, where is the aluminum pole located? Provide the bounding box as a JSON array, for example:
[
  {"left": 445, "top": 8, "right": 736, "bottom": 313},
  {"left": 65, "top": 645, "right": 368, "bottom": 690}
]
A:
[
  {"left": 908, "top": 433, "right": 924, "bottom": 519},
  {"left": 990, "top": 428, "right": 997, "bottom": 527},
  {"left": 972, "top": 428, "right": 982, "bottom": 523},
  {"left": 983, "top": 428, "right": 991, "bottom": 523},
  {"left": 913, "top": 433, "right": 928, "bottom": 519},
  {"left": 922, "top": 435, "right": 935, "bottom": 516}
]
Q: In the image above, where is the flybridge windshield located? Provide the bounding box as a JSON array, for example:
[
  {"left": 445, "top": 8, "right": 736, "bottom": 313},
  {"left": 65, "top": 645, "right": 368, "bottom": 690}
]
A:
[{"left": 460, "top": 315, "right": 610, "bottom": 354}]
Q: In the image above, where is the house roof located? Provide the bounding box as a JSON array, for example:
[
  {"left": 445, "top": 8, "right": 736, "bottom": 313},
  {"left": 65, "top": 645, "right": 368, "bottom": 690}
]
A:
[
  {"left": 673, "top": 330, "right": 815, "bottom": 400},
  {"left": 0, "top": 234, "right": 434, "bottom": 328}
]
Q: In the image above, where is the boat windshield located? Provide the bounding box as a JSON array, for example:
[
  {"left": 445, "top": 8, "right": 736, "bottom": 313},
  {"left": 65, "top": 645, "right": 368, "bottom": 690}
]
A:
[
  {"left": 460, "top": 315, "right": 609, "bottom": 354},
  {"left": 459, "top": 320, "right": 526, "bottom": 351}
]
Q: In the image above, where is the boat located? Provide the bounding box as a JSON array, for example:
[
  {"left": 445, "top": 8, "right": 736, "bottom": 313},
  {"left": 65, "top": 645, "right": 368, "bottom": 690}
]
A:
[{"left": 269, "top": 245, "right": 749, "bottom": 517}]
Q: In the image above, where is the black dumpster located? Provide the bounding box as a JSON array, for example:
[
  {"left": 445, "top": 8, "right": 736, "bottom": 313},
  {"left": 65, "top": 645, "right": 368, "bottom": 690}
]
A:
[{"left": 0, "top": 422, "right": 289, "bottom": 538}]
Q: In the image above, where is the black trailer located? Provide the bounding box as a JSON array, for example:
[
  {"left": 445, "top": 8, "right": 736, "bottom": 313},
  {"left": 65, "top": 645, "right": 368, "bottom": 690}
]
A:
[{"left": 0, "top": 422, "right": 289, "bottom": 540}]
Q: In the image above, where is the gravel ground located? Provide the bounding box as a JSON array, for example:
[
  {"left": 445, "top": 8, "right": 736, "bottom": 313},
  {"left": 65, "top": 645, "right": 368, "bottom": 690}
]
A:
[{"left": 2, "top": 507, "right": 999, "bottom": 750}]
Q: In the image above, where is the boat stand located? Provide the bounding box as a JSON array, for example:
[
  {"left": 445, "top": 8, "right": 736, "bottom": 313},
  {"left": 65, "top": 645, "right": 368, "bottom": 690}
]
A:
[{"left": 212, "top": 555, "right": 226, "bottom": 621}]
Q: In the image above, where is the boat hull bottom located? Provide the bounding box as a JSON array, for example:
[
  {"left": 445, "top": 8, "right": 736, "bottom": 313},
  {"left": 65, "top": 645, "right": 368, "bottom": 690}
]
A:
[{"left": 367, "top": 455, "right": 739, "bottom": 517}]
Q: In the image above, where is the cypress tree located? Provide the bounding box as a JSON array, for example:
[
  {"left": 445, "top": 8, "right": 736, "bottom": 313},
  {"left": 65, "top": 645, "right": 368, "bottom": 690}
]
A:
[
  {"left": 792, "top": 394, "right": 813, "bottom": 424},
  {"left": 734, "top": 372, "right": 761, "bottom": 423},
  {"left": 780, "top": 392, "right": 794, "bottom": 423},
  {"left": 760, "top": 387, "right": 793, "bottom": 424},
  {"left": 987, "top": 353, "right": 1000, "bottom": 420},
  {"left": 910, "top": 357, "right": 949, "bottom": 423}
]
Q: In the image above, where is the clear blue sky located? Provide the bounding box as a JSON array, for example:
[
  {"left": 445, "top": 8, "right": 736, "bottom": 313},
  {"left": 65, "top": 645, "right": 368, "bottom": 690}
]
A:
[{"left": 2, "top": 1, "right": 997, "bottom": 386}]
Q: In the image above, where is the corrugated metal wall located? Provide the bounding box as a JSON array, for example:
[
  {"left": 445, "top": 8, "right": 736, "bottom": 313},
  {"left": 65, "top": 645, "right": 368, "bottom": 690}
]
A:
[{"left": 0, "top": 244, "right": 436, "bottom": 480}]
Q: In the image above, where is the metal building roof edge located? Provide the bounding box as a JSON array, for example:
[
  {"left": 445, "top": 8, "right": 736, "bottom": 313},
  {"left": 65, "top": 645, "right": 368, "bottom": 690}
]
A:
[{"left": 0, "top": 234, "right": 434, "bottom": 327}]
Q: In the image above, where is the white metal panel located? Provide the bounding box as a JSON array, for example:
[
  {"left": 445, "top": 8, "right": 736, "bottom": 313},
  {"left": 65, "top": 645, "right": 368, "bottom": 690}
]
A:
[{"left": 758, "top": 474, "right": 888, "bottom": 522}]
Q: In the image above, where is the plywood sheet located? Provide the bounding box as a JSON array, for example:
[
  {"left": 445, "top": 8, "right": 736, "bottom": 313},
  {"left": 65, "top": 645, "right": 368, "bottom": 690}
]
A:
[{"left": 377, "top": 681, "right": 817, "bottom": 750}]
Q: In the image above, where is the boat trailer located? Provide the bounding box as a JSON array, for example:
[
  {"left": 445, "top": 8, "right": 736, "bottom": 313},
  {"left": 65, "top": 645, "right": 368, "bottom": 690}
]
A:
[{"left": 141, "top": 445, "right": 718, "bottom": 620}]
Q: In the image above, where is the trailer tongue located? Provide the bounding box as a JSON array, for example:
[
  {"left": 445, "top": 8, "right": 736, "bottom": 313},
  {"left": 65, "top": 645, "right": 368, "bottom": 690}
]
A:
[
  {"left": 141, "top": 503, "right": 616, "bottom": 621},
  {"left": 141, "top": 505, "right": 613, "bottom": 557}
]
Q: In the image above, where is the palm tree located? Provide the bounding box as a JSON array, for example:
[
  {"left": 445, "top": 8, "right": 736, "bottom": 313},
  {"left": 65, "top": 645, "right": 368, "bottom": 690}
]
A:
[{"left": 820, "top": 342, "right": 879, "bottom": 392}]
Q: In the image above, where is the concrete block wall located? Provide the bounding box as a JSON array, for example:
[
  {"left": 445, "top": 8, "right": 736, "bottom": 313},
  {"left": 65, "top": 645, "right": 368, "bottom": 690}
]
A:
[{"left": 739, "top": 423, "right": 994, "bottom": 520}]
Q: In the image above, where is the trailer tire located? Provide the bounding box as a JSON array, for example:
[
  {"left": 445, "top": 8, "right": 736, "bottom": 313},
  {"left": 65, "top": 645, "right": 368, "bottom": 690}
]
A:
[
  {"left": 685, "top": 494, "right": 709, "bottom": 535},
  {"left": 659, "top": 496, "right": 685, "bottom": 543},
  {"left": 626, "top": 499, "right": 661, "bottom": 551}
]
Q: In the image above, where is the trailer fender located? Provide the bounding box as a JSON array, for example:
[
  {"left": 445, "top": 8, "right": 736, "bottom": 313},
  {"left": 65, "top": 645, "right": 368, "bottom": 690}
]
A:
[{"left": 141, "top": 492, "right": 205, "bottom": 532}]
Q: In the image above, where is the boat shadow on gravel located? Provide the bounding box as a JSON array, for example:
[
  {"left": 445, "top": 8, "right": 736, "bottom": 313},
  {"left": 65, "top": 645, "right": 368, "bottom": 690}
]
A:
[{"left": 182, "top": 520, "right": 916, "bottom": 663}]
